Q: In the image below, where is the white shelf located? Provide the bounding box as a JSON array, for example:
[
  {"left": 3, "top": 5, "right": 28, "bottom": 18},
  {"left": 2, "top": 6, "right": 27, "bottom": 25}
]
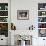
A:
[
  {"left": 38, "top": 16, "right": 46, "bottom": 17},
  {"left": 0, "top": 22, "right": 8, "bottom": 23},
  {"left": 38, "top": 22, "right": 46, "bottom": 23},
  {"left": 38, "top": 28, "right": 46, "bottom": 29},
  {"left": 0, "top": 10, "right": 8, "bottom": 11},
  {"left": 38, "top": 10, "right": 46, "bottom": 11},
  {"left": 0, "top": 16, "right": 8, "bottom": 17}
]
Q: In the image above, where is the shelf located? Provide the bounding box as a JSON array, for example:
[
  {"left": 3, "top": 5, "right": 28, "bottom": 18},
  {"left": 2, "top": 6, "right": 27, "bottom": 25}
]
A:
[
  {"left": 38, "top": 10, "right": 46, "bottom": 11},
  {"left": 38, "top": 3, "right": 46, "bottom": 37},
  {"left": 0, "top": 22, "right": 8, "bottom": 23},
  {"left": 38, "top": 28, "right": 46, "bottom": 29},
  {"left": 0, "top": 3, "right": 8, "bottom": 37},
  {"left": 38, "top": 15, "right": 46, "bottom": 17},
  {"left": 0, "top": 16, "right": 8, "bottom": 17},
  {"left": 38, "top": 22, "right": 46, "bottom": 23},
  {"left": 0, "top": 10, "right": 8, "bottom": 11}
]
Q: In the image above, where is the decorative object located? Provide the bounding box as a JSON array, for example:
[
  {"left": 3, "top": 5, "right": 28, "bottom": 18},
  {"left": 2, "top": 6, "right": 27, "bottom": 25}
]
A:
[
  {"left": 0, "top": 17, "right": 8, "bottom": 22},
  {"left": 0, "top": 23, "right": 8, "bottom": 37},
  {"left": 39, "top": 29, "right": 46, "bottom": 37},
  {"left": 19, "top": 35, "right": 32, "bottom": 45},
  {"left": 0, "top": 6, "right": 1, "bottom": 10},
  {"left": 21, "top": 40, "right": 25, "bottom": 46},
  {"left": 0, "top": 3, "right": 8, "bottom": 37},
  {"left": 29, "top": 25, "right": 35, "bottom": 30},
  {"left": 42, "top": 11, "right": 46, "bottom": 16},
  {"left": 38, "top": 3, "right": 46, "bottom": 37},
  {"left": 15, "top": 35, "right": 32, "bottom": 46},
  {"left": 38, "top": 11, "right": 46, "bottom": 16},
  {"left": 5, "top": 6, "right": 8, "bottom": 10},
  {"left": 0, "top": 11, "right": 8, "bottom": 16},
  {"left": 38, "top": 23, "right": 46, "bottom": 28},
  {"left": 17, "top": 10, "right": 29, "bottom": 20},
  {"left": 40, "top": 8, "right": 44, "bottom": 10},
  {"left": 42, "top": 12, "right": 45, "bottom": 15},
  {"left": 38, "top": 3, "right": 46, "bottom": 10},
  {"left": 11, "top": 23, "right": 16, "bottom": 30},
  {"left": 38, "top": 17, "right": 46, "bottom": 22},
  {"left": 19, "top": 35, "right": 29, "bottom": 40}
]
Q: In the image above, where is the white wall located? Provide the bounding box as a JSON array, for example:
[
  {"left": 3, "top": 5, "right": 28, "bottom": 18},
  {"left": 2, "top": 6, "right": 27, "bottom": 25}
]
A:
[
  {"left": 11, "top": 0, "right": 46, "bottom": 30},
  {"left": 11, "top": 0, "right": 46, "bottom": 46},
  {"left": 11, "top": 0, "right": 38, "bottom": 30}
]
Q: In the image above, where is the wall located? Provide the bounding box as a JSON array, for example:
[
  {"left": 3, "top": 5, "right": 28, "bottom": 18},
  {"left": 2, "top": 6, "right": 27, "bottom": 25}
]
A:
[
  {"left": 11, "top": 0, "right": 46, "bottom": 46},
  {"left": 11, "top": 0, "right": 46, "bottom": 30},
  {"left": 11, "top": 0, "right": 38, "bottom": 30}
]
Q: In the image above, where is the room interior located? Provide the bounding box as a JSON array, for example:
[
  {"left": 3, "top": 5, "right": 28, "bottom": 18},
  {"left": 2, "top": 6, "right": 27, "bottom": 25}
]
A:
[{"left": 0, "top": 0, "right": 46, "bottom": 46}]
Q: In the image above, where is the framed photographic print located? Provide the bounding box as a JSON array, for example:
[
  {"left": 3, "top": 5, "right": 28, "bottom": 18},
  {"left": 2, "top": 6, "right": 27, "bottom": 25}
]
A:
[{"left": 17, "top": 10, "right": 29, "bottom": 20}]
